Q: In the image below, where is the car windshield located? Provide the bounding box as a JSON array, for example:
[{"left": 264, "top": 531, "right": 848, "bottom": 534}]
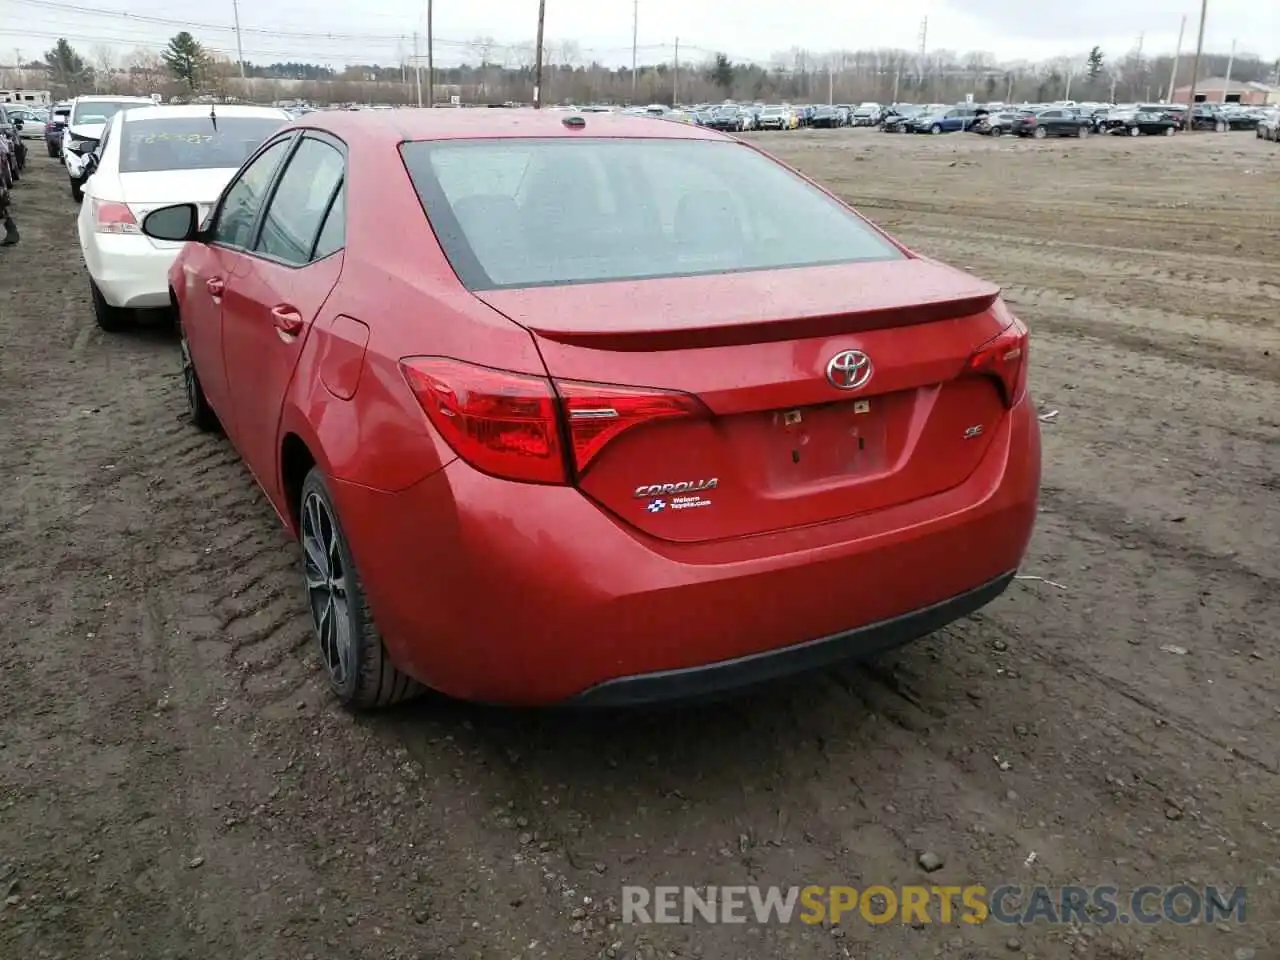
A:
[
  {"left": 72, "top": 100, "right": 150, "bottom": 125},
  {"left": 118, "top": 116, "right": 285, "bottom": 173},
  {"left": 401, "top": 137, "right": 903, "bottom": 291}
]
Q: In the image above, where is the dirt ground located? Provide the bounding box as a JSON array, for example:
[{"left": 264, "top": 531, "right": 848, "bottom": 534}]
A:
[{"left": 2, "top": 128, "right": 1278, "bottom": 960}]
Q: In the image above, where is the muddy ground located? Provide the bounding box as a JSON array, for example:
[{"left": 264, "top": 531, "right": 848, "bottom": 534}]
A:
[{"left": 1, "top": 129, "right": 1277, "bottom": 960}]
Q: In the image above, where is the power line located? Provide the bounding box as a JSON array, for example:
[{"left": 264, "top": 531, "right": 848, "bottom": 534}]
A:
[{"left": 10, "top": 0, "right": 696, "bottom": 58}]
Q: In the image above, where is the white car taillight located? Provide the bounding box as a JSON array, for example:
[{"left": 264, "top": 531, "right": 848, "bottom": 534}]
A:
[{"left": 92, "top": 199, "right": 140, "bottom": 235}]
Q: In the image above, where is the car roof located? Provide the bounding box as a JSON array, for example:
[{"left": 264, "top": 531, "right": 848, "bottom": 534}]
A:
[
  {"left": 74, "top": 95, "right": 156, "bottom": 103},
  {"left": 288, "top": 108, "right": 729, "bottom": 143},
  {"left": 118, "top": 104, "right": 290, "bottom": 121}
]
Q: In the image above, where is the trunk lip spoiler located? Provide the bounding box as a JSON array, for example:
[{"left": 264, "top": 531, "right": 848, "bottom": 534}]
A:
[{"left": 521, "top": 290, "right": 1002, "bottom": 351}]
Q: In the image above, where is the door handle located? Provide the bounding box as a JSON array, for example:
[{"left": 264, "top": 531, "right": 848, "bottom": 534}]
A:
[
  {"left": 271, "top": 305, "right": 305, "bottom": 338},
  {"left": 206, "top": 277, "right": 225, "bottom": 297}
]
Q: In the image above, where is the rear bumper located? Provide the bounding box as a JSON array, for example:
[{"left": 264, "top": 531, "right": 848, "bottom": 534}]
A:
[
  {"left": 569, "top": 571, "right": 1014, "bottom": 706},
  {"left": 330, "top": 395, "right": 1040, "bottom": 706},
  {"left": 82, "top": 233, "right": 178, "bottom": 308}
]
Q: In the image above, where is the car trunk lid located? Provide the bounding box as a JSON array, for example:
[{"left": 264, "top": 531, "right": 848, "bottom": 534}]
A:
[{"left": 477, "top": 258, "right": 1021, "bottom": 543}]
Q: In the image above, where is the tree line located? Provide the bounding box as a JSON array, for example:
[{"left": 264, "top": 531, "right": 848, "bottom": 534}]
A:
[{"left": 16, "top": 34, "right": 1280, "bottom": 106}]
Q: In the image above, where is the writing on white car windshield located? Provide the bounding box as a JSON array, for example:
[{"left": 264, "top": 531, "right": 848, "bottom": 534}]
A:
[{"left": 119, "top": 118, "right": 286, "bottom": 173}]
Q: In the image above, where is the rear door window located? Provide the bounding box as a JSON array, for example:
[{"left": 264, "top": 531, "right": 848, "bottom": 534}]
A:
[
  {"left": 209, "top": 137, "right": 293, "bottom": 250},
  {"left": 253, "top": 137, "right": 345, "bottom": 266}
]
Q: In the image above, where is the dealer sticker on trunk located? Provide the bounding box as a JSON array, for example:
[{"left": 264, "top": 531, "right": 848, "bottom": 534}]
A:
[{"left": 647, "top": 495, "right": 712, "bottom": 513}]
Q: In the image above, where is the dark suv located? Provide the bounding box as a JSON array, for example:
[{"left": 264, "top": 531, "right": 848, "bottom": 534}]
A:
[{"left": 45, "top": 101, "right": 72, "bottom": 157}]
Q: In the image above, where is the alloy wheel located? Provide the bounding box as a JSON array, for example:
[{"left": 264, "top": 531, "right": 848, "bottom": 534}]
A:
[
  {"left": 179, "top": 330, "right": 197, "bottom": 415},
  {"left": 302, "top": 491, "right": 353, "bottom": 687}
]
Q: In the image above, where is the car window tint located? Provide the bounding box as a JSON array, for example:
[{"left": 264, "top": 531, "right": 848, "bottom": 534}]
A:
[
  {"left": 312, "top": 180, "right": 345, "bottom": 259},
  {"left": 402, "top": 137, "right": 902, "bottom": 291},
  {"left": 255, "top": 138, "right": 344, "bottom": 266},
  {"left": 210, "top": 138, "right": 292, "bottom": 249}
]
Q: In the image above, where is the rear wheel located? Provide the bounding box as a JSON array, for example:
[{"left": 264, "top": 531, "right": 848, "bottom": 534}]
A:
[
  {"left": 300, "top": 468, "right": 420, "bottom": 709},
  {"left": 69, "top": 177, "right": 83, "bottom": 202},
  {"left": 930, "top": 124, "right": 942, "bottom": 135},
  {"left": 179, "top": 320, "right": 220, "bottom": 432},
  {"left": 1033, "top": 126, "right": 1047, "bottom": 139},
  {"left": 1129, "top": 125, "right": 1141, "bottom": 137},
  {"left": 1165, "top": 126, "right": 1176, "bottom": 137},
  {"left": 1078, "top": 125, "right": 1089, "bottom": 139},
  {"left": 89, "top": 279, "right": 129, "bottom": 332}
]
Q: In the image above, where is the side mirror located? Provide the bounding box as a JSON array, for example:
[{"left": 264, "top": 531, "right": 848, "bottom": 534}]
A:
[{"left": 142, "top": 203, "right": 201, "bottom": 243}]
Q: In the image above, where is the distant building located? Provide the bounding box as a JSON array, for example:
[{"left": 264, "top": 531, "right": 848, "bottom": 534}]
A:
[
  {"left": 0, "top": 89, "right": 52, "bottom": 105},
  {"left": 1171, "top": 78, "right": 1276, "bottom": 105}
]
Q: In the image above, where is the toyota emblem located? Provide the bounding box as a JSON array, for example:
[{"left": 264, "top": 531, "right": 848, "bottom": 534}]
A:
[{"left": 825, "top": 350, "right": 873, "bottom": 390}]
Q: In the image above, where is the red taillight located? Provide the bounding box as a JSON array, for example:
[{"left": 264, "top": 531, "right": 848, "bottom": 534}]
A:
[
  {"left": 556, "top": 378, "right": 707, "bottom": 475},
  {"left": 92, "top": 199, "right": 139, "bottom": 235},
  {"left": 401, "top": 358, "right": 565, "bottom": 484},
  {"left": 400, "top": 357, "right": 708, "bottom": 484},
  {"left": 966, "top": 319, "right": 1028, "bottom": 408}
]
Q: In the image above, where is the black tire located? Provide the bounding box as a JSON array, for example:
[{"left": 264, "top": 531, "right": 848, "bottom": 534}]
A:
[
  {"left": 1078, "top": 125, "right": 1089, "bottom": 138},
  {"left": 47, "top": 143, "right": 59, "bottom": 158},
  {"left": 1033, "top": 126, "right": 1047, "bottom": 139},
  {"left": 1129, "top": 126, "right": 1141, "bottom": 137},
  {"left": 1165, "top": 126, "right": 1176, "bottom": 137},
  {"left": 70, "top": 177, "right": 83, "bottom": 202},
  {"left": 89, "top": 279, "right": 129, "bottom": 332},
  {"left": 178, "top": 319, "right": 220, "bottom": 432},
  {"left": 1214, "top": 121, "right": 1227, "bottom": 133},
  {"left": 930, "top": 123, "right": 942, "bottom": 135},
  {"left": 299, "top": 468, "right": 420, "bottom": 709},
  {"left": 990, "top": 127, "right": 1002, "bottom": 137}
]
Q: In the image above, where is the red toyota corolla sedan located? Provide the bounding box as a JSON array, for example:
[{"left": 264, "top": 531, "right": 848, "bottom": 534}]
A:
[{"left": 139, "top": 110, "right": 1040, "bottom": 709}]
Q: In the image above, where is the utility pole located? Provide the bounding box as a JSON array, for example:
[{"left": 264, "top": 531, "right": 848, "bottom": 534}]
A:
[
  {"left": 1006, "top": 72, "right": 1014, "bottom": 102},
  {"left": 1064, "top": 69, "right": 1073, "bottom": 101},
  {"left": 426, "top": 0, "right": 434, "bottom": 107},
  {"left": 1167, "top": 15, "right": 1186, "bottom": 101},
  {"left": 413, "top": 31, "right": 422, "bottom": 107},
  {"left": 631, "top": 0, "right": 638, "bottom": 100},
  {"left": 1221, "top": 37, "right": 1235, "bottom": 102},
  {"left": 231, "top": 0, "right": 245, "bottom": 77},
  {"left": 673, "top": 37, "right": 679, "bottom": 107},
  {"left": 828, "top": 63, "right": 833, "bottom": 105},
  {"left": 891, "top": 62, "right": 900, "bottom": 103},
  {"left": 532, "top": 0, "right": 546, "bottom": 107},
  {"left": 1185, "top": 0, "right": 1208, "bottom": 127},
  {"left": 916, "top": 16, "right": 927, "bottom": 89}
]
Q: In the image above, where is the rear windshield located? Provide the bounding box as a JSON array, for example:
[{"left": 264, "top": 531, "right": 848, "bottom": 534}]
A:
[
  {"left": 71, "top": 100, "right": 149, "bottom": 125},
  {"left": 119, "top": 117, "right": 285, "bottom": 173},
  {"left": 401, "top": 137, "right": 902, "bottom": 290}
]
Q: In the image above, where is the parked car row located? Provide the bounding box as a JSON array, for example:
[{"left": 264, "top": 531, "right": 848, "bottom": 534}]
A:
[
  {"left": 42, "top": 104, "right": 1041, "bottom": 710},
  {"left": 612, "top": 101, "right": 892, "bottom": 131},
  {"left": 876, "top": 100, "right": 1278, "bottom": 141},
  {"left": 0, "top": 102, "right": 29, "bottom": 183},
  {"left": 0, "top": 102, "right": 27, "bottom": 244}
]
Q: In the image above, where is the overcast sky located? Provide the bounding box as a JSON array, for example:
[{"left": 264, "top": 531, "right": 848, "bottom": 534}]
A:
[{"left": 5, "top": 0, "right": 1277, "bottom": 70}]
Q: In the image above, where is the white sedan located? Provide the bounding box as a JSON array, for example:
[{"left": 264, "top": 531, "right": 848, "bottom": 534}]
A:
[{"left": 76, "top": 103, "right": 291, "bottom": 330}]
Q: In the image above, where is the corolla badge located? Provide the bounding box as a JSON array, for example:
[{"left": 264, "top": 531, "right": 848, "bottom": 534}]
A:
[
  {"left": 826, "top": 350, "right": 873, "bottom": 390},
  {"left": 634, "top": 479, "right": 718, "bottom": 498}
]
